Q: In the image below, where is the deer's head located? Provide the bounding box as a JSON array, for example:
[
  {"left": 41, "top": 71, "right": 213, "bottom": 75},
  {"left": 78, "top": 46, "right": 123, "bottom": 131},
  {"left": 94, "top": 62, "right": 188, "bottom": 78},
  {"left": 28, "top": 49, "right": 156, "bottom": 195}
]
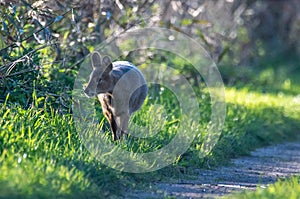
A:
[{"left": 84, "top": 51, "right": 113, "bottom": 97}]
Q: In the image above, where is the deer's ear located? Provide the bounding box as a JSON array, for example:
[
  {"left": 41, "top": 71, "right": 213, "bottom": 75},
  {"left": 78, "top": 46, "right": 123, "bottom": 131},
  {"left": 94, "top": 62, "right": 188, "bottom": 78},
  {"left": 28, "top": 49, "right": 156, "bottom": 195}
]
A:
[
  {"left": 91, "top": 51, "right": 102, "bottom": 68},
  {"left": 102, "top": 55, "right": 113, "bottom": 75}
]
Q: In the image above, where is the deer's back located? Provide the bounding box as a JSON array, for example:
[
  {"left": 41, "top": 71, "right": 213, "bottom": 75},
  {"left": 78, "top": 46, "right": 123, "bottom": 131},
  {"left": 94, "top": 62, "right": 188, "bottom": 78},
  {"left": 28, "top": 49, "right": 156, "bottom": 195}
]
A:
[{"left": 109, "top": 61, "right": 148, "bottom": 114}]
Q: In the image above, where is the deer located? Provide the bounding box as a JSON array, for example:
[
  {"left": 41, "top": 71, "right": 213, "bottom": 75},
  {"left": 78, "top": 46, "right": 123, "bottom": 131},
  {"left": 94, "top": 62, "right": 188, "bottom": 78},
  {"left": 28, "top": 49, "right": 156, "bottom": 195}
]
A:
[{"left": 84, "top": 51, "right": 148, "bottom": 140}]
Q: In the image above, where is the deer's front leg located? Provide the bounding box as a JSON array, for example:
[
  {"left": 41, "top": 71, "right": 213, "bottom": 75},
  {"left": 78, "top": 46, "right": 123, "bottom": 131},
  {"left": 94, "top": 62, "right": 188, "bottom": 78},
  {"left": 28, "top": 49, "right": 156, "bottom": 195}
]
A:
[
  {"left": 101, "top": 107, "right": 118, "bottom": 141},
  {"left": 107, "top": 114, "right": 118, "bottom": 141},
  {"left": 99, "top": 94, "right": 119, "bottom": 140}
]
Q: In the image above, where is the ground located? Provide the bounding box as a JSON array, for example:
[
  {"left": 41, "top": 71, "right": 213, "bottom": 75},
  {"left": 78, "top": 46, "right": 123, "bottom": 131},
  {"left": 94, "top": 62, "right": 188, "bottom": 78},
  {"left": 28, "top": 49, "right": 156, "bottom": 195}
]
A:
[{"left": 126, "top": 141, "right": 300, "bottom": 198}]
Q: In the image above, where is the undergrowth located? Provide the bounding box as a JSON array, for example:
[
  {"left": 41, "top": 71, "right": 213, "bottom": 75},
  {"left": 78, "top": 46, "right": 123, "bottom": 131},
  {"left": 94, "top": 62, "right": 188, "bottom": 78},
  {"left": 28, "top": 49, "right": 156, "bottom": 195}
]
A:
[{"left": 1, "top": 79, "right": 300, "bottom": 198}]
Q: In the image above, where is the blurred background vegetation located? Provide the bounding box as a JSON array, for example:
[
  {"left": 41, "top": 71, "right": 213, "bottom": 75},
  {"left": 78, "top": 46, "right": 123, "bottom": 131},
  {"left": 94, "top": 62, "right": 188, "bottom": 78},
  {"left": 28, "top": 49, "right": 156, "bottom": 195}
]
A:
[{"left": 1, "top": 0, "right": 299, "bottom": 108}]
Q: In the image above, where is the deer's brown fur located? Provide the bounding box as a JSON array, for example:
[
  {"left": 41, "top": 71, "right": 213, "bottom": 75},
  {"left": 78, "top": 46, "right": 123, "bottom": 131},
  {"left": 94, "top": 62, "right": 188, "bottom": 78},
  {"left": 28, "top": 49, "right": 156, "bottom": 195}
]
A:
[{"left": 84, "top": 51, "right": 148, "bottom": 140}]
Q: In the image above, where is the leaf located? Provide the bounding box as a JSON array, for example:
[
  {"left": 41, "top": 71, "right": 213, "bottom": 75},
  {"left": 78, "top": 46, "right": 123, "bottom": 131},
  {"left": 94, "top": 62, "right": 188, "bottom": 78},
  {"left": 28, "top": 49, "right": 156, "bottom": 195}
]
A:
[
  {"left": 20, "top": 0, "right": 34, "bottom": 9},
  {"left": 106, "top": 11, "right": 111, "bottom": 20},
  {"left": 7, "top": 15, "right": 16, "bottom": 27},
  {"left": 193, "top": 19, "right": 211, "bottom": 26},
  {"left": 2, "top": 21, "right": 8, "bottom": 32},
  {"left": 54, "top": 15, "right": 63, "bottom": 22},
  {"left": 181, "top": 19, "right": 192, "bottom": 26},
  {"left": 33, "top": 19, "right": 43, "bottom": 28},
  {"left": 0, "top": 35, "right": 7, "bottom": 49},
  {"left": 55, "top": 0, "right": 66, "bottom": 10}
]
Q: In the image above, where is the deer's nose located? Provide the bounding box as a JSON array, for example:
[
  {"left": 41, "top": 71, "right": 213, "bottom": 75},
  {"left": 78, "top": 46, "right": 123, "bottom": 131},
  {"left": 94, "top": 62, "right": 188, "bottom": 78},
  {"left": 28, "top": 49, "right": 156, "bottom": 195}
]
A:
[{"left": 84, "top": 87, "right": 96, "bottom": 97}]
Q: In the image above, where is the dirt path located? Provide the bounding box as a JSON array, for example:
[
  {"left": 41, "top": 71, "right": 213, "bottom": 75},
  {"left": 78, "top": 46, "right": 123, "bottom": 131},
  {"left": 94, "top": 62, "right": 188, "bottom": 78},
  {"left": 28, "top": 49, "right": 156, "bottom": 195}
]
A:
[{"left": 126, "top": 141, "right": 300, "bottom": 198}]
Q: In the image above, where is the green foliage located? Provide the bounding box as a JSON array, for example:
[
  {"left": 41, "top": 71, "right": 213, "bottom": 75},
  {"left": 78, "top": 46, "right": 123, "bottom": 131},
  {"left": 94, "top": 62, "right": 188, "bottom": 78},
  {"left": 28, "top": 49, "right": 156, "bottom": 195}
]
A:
[
  {"left": 1, "top": 73, "right": 300, "bottom": 197},
  {"left": 228, "top": 176, "right": 300, "bottom": 199},
  {"left": 0, "top": 1, "right": 160, "bottom": 108},
  {"left": 202, "top": 87, "right": 300, "bottom": 167},
  {"left": 0, "top": 3, "right": 73, "bottom": 107},
  {"left": 0, "top": 4, "right": 40, "bottom": 105},
  {"left": 0, "top": 99, "right": 127, "bottom": 198}
]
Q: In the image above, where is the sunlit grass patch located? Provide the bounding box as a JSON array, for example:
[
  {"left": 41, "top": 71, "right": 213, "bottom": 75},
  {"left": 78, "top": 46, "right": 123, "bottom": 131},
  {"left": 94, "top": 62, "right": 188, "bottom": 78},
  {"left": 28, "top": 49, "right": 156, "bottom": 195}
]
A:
[
  {"left": 0, "top": 157, "right": 98, "bottom": 199},
  {"left": 1, "top": 82, "right": 300, "bottom": 197},
  {"left": 225, "top": 87, "right": 300, "bottom": 120},
  {"left": 197, "top": 87, "right": 300, "bottom": 167},
  {"left": 0, "top": 104, "right": 123, "bottom": 199},
  {"left": 228, "top": 176, "right": 300, "bottom": 199}
]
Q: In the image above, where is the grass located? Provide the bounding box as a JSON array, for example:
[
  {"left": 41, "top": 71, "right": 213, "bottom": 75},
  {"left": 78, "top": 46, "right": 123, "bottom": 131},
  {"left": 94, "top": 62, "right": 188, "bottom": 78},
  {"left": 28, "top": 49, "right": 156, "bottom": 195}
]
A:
[
  {"left": 186, "top": 86, "right": 300, "bottom": 168},
  {"left": 227, "top": 176, "right": 300, "bottom": 199},
  {"left": 1, "top": 65, "right": 300, "bottom": 198},
  {"left": 0, "top": 102, "right": 125, "bottom": 199}
]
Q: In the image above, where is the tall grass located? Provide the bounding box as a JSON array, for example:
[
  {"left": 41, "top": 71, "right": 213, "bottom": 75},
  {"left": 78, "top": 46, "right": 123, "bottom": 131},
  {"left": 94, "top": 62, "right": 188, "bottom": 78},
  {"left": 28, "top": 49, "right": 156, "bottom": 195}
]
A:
[
  {"left": 0, "top": 99, "right": 124, "bottom": 198},
  {"left": 0, "top": 81, "right": 300, "bottom": 197}
]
